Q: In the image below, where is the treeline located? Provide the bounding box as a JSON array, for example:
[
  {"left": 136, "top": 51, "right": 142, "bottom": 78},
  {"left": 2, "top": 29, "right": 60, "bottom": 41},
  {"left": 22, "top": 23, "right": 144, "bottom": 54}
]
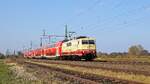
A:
[
  {"left": 98, "top": 45, "right": 150, "bottom": 57},
  {"left": 0, "top": 51, "right": 23, "bottom": 59},
  {"left": 0, "top": 53, "right": 5, "bottom": 59}
]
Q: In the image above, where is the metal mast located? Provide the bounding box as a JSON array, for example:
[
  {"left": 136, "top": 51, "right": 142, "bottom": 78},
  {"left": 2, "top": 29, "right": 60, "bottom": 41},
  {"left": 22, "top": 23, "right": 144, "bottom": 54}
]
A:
[
  {"left": 65, "top": 25, "right": 68, "bottom": 40},
  {"left": 30, "top": 41, "right": 33, "bottom": 50}
]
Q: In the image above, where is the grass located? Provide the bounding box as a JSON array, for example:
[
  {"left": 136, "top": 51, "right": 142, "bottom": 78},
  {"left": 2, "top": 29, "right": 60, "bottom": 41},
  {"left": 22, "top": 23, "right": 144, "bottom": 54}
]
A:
[
  {"left": 1, "top": 59, "right": 72, "bottom": 84},
  {"left": 0, "top": 59, "right": 11, "bottom": 84},
  {"left": 0, "top": 59, "right": 41, "bottom": 84}
]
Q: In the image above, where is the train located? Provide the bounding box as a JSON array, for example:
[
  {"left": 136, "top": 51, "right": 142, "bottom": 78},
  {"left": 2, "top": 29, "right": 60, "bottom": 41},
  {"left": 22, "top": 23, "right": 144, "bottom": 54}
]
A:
[{"left": 24, "top": 36, "right": 97, "bottom": 60}]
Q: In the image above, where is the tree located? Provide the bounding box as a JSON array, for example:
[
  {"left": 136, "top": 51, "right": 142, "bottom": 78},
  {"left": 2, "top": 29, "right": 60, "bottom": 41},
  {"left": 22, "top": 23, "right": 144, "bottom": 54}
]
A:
[
  {"left": 17, "top": 51, "right": 23, "bottom": 56},
  {"left": 97, "top": 52, "right": 108, "bottom": 57},
  {"left": 128, "top": 45, "right": 148, "bottom": 56},
  {"left": 141, "top": 50, "right": 149, "bottom": 56},
  {"left": 0, "top": 52, "right": 5, "bottom": 59},
  {"left": 110, "top": 52, "right": 128, "bottom": 56}
]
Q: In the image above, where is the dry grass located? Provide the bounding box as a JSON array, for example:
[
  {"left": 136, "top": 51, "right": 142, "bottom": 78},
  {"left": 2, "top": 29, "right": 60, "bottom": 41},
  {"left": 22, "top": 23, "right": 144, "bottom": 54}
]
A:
[
  {"left": 9, "top": 64, "right": 37, "bottom": 81},
  {"left": 24, "top": 64, "right": 73, "bottom": 84},
  {"left": 4, "top": 59, "right": 75, "bottom": 84},
  {"left": 28, "top": 61, "right": 150, "bottom": 84},
  {"left": 0, "top": 59, "right": 41, "bottom": 84}
]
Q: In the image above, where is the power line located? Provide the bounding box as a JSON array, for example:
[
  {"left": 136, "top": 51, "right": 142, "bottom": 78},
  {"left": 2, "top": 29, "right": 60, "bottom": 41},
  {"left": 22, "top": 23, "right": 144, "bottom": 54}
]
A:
[
  {"left": 59, "top": 0, "right": 102, "bottom": 27},
  {"left": 86, "top": 3, "right": 150, "bottom": 33},
  {"left": 77, "top": 0, "right": 123, "bottom": 31},
  {"left": 91, "top": 14, "right": 149, "bottom": 33},
  {"left": 76, "top": 0, "right": 102, "bottom": 16}
]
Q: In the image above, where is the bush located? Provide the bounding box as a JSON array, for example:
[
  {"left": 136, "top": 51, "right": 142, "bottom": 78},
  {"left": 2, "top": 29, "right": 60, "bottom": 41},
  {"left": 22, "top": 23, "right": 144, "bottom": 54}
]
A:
[
  {"left": 0, "top": 53, "right": 5, "bottom": 59},
  {"left": 0, "top": 55, "right": 5, "bottom": 59},
  {"left": 128, "top": 45, "right": 149, "bottom": 56}
]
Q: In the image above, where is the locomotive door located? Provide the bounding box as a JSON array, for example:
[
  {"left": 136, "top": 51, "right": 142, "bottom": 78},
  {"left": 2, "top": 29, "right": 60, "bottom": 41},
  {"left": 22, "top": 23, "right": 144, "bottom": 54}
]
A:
[
  {"left": 56, "top": 47, "right": 59, "bottom": 56},
  {"left": 88, "top": 38, "right": 91, "bottom": 50}
]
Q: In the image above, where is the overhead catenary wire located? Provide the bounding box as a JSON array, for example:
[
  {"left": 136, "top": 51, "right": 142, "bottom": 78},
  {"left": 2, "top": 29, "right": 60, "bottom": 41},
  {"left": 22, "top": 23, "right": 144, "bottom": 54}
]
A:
[
  {"left": 84, "top": 3, "right": 150, "bottom": 34},
  {"left": 55, "top": 0, "right": 103, "bottom": 29},
  {"left": 75, "top": 0, "right": 124, "bottom": 31},
  {"left": 89, "top": 3, "right": 147, "bottom": 28},
  {"left": 73, "top": 0, "right": 123, "bottom": 31},
  {"left": 91, "top": 14, "right": 149, "bottom": 33},
  {"left": 55, "top": 0, "right": 122, "bottom": 33}
]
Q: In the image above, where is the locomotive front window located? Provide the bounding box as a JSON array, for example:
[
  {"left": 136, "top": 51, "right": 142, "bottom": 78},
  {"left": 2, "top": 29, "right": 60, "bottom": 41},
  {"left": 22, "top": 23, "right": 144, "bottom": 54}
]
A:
[
  {"left": 82, "top": 40, "right": 95, "bottom": 44},
  {"left": 89, "top": 40, "right": 95, "bottom": 44},
  {"left": 82, "top": 40, "right": 88, "bottom": 44}
]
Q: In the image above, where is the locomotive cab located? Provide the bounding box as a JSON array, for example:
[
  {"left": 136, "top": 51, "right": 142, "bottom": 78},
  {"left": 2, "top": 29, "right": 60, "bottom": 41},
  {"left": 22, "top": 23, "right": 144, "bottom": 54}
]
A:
[
  {"left": 61, "top": 36, "right": 97, "bottom": 60},
  {"left": 78, "top": 37, "right": 97, "bottom": 60}
]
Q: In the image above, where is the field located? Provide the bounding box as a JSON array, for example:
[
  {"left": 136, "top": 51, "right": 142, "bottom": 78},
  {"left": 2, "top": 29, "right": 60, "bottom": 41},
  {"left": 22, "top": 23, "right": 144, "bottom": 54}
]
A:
[
  {"left": 0, "top": 59, "right": 40, "bottom": 84},
  {"left": 0, "top": 59, "right": 12, "bottom": 84},
  {"left": 26, "top": 58, "right": 150, "bottom": 84},
  {"left": 1, "top": 59, "right": 76, "bottom": 84},
  {"left": 0, "top": 56, "right": 150, "bottom": 84},
  {"left": 0, "top": 59, "right": 22, "bottom": 84}
]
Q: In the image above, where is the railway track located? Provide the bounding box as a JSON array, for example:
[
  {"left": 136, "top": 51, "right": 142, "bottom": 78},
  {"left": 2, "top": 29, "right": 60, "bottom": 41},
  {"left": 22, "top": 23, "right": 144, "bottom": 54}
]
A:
[
  {"left": 29, "top": 59, "right": 150, "bottom": 76},
  {"left": 24, "top": 61, "right": 141, "bottom": 84},
  {"left": 25, "top": 62, "right": 99, "bottom": 84}
]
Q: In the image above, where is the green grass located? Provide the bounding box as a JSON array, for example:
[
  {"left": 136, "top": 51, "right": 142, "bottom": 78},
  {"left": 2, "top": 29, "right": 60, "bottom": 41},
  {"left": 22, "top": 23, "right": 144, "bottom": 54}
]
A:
[
  {"left": 0, "top": 59, "right": 41, "bottom": 84},
  {"left": 0, "top": 59, "right": 13, "bottom": 84}
]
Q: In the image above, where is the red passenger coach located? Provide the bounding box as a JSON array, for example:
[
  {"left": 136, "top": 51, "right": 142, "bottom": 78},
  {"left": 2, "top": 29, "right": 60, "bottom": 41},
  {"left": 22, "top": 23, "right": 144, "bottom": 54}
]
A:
[
  {"left": 25, "top": 41, "right": 63, "bottom": 59},
  {"left": 24, "top": 50, "right": 34, "bottom": 58}
]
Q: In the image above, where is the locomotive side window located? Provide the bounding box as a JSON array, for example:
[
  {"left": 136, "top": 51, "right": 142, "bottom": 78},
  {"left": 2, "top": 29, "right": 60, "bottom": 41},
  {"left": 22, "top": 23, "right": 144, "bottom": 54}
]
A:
[{"left": 67, "top": 42, "right": 72, "bottom": 46}]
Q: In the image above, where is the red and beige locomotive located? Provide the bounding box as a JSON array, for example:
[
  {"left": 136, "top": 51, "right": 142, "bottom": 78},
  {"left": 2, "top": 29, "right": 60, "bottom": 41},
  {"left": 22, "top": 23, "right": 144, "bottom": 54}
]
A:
[{"left": 24, "top": 32, "right": 97, "bottom": 60}]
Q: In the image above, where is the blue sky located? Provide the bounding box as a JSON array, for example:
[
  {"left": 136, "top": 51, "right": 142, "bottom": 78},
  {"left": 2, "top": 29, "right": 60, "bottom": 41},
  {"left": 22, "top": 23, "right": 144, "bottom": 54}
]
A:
[{"left": 0, "top": 0, "right": 150, "bottom": 53}]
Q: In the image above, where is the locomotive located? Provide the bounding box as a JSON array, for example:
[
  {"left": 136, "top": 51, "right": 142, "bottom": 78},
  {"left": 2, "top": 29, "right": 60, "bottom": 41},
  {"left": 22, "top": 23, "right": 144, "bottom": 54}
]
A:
[{"left": 24, "top": 27, "right": 97, "bottom": 61}]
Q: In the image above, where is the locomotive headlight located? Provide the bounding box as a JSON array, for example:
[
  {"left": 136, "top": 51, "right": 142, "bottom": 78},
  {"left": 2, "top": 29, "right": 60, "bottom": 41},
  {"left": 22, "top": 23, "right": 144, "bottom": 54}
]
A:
[
  {"left": 82, "top": 51, "right": 85, "bottom": 54},
  {"left": 93, "top": 51, "right": 95, "bottom": 53}
]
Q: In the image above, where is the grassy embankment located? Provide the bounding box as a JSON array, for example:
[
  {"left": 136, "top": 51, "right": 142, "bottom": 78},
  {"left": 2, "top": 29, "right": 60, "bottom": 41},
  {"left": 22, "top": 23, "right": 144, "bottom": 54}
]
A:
[
  {"left": 0, "top": 59, "right": 18, "bottom": 84},
  {"left": 0, "top": 59, "right": 74, "bottom": 84},
  {"left": 0, "top": 59, "right": 40, "bottom": 84}
]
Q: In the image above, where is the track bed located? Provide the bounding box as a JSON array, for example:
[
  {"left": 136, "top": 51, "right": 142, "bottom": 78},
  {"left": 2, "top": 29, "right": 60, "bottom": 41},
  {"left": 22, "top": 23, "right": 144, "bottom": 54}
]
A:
[{"left": 10, "top": 58, "right": 150, "bottom": 84}]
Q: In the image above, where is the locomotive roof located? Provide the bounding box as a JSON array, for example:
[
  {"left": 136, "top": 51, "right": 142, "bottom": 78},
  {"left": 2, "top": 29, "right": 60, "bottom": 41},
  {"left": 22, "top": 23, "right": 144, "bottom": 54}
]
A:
[
  {"left": 62, "top": 36, "right": 95, "bottom": 42},
  {"left": 76, "top": 36, "right": 87, "bottom": 39},
  {"left": 62, "top": 36, "right": 86, "bottom": 42}
]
